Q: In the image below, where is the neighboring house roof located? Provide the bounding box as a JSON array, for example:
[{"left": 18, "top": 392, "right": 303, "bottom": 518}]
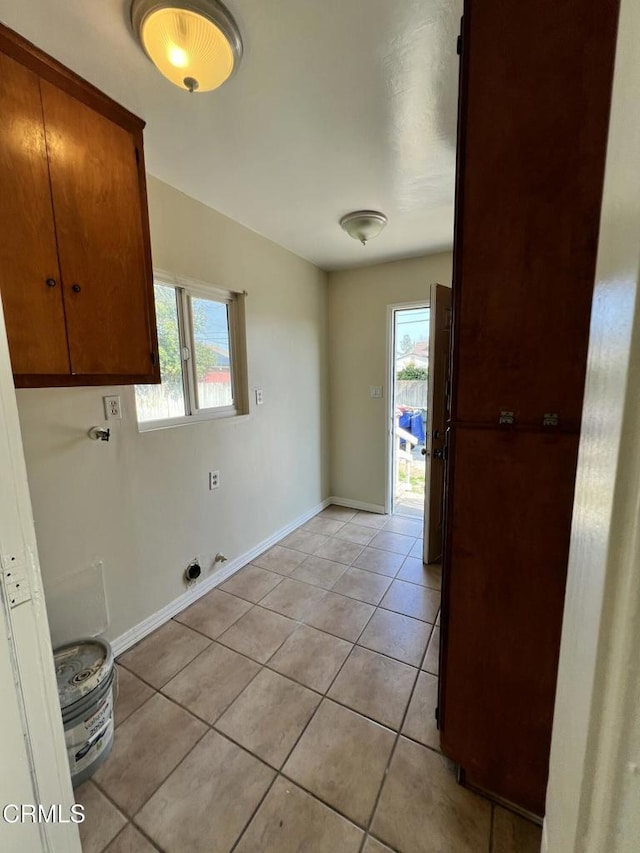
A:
[
  {"left": 396, "top": 353, "right": 428, "bottom": 370},
  {"left": 198, "top": 342, "right": 230, "bottom": 367},
  {"left": 396, "top": 341, "right": 429, "bottom": 370},
  {"left": 411, "top": 341, "right": 429, "bottom": 358}
]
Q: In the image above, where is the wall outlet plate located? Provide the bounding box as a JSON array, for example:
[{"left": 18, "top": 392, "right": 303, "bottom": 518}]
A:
[
  {"left": 370, "top": 386, "right": 383, "bottom": 398},
  {"left": 255, "top": 389, "right": 264, "bottom": 405},
  {"left": 209, "top": 470, "right": 220, "bottom": 490},
  {"left": 104, "top": 396, "right": 122, "bottom": 420}
]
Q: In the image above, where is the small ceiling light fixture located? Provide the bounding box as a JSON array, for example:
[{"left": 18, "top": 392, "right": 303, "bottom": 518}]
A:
[
  {"left": 131, "top": 0, "right": 243, "bottom": 93},
  {"left": 339, "top": 210, "right": 388, "bottom": 246}
]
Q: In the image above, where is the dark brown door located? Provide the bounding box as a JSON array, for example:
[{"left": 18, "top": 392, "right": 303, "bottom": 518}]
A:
[
  {"left": 0, "top": 53, "right": 69, "bottom": 375},
  {"left": 423, "top": 284, "right": 451, "bottom": 562},
  {"left": 40, "top": 80, "right": 153, "bottom": 376},
  {"left": 439, "top": 426, "right": 580, "bottom": 815}
]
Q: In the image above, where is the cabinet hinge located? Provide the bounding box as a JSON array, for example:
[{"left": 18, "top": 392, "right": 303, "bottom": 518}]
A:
[
  {"left": 150, "top": 351, "right": 156, "bottom": 366},
  {"left": 135, "top": 146, "right": 140, "bottom": 166},
  {"left": 456, "top": 17, "right": 463, "bottom": 55},
  {"left": 435, "top": 705, "right": 440, "bottom": 725}
]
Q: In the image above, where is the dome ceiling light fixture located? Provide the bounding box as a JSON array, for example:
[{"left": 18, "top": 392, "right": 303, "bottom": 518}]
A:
[
  {"left": 131, "top": 0, "right": 243, "bottom": 93},
  {"left": 339, "top": 210, "right": 388, "bottom": 246}
]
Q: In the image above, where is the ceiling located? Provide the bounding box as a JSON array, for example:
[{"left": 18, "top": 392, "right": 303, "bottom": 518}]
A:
[{"left": 0, "top": 0, "right": 461, "bottom": 270}]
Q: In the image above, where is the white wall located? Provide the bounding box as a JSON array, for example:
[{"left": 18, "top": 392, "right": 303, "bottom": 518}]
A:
[
  {"left": 327, "top": 253, "right": 452, "bottom": 508},
  {"left": 16, "top": 176, "right": 329, "bottom": 643},
  {"left": 544, "top": 0, "right": 640, "bottom": 849}
]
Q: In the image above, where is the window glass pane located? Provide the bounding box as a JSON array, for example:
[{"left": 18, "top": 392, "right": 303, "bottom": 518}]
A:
[
  {"left": 191, "top": 296, "right": 234, "bottom": 410},
  {"left": 135, "top": 284, "right": 186, "bottom": 421}
]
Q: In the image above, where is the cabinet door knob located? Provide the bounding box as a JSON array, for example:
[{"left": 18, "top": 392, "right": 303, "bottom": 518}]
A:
[
  {"left": 71, "top": 283, "right": 81, "bottom": 293},
  {"left": 46, "top": 278, "right": 57, "bottom": 287}
]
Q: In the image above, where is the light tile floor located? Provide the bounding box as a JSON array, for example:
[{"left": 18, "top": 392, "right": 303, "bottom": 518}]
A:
[{"left": 77, "top": 505, "right": 542, "bottom": 853}]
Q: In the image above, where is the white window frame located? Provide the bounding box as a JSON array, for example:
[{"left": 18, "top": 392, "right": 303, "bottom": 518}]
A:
[{"left": 136, "top": 270, "right": 249, "bottom": 431}]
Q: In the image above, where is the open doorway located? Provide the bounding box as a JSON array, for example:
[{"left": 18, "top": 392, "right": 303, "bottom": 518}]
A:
[{"left": 388, "top": 304, "right": 430, "bottom": 518}]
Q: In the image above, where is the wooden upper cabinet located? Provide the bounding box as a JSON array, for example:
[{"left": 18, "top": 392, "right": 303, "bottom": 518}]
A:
[
  {"left": 41, "top": 82, "right": 154, "bottom": 377},
  {"left": 0, "top": 52, "right": 70, "bottom": 375},
  {"left": 0, "top": 24, "right": 159, "bottom": 387},
  {"left": 450, "top": 0, "right": 619, "bottom": 429}
]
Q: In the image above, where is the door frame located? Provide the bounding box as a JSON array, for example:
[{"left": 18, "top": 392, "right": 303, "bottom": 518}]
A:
[
  {"left": 544, "top": 0, "right": 640, "bottom": 848},
  {"left": 385, "top": 299, "right": 430, "bottom": 516},
  {"left": 0, "top": 296, "right": 81, "bottom": 852},
  {"left": 423, "top": 283, "right": 451, "bottom": 563}
]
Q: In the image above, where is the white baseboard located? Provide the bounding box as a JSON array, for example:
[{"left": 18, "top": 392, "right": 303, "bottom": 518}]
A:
[
  {"left": 110, "top": 497, "right": 331, "bottom": 657},
  {"left": 329, "top": 496, "right": 386, "bottom": 514},
  {"left": 541, "top": 820, "right": 549, "bottom": 853}
]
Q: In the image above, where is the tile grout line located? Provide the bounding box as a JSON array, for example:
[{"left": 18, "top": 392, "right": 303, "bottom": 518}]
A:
[
  {"left": 227, "top": 524, "right": 428, "bottom": 849},
  {"left": 104, "top": 507, "right": 439, "bottom": 852},
  {"left": 118, "top": 512, "right": 434, "bottom": 682},
  {"left": 122, "top": 696, "right": 435, "bottom": 853},
  {"left": 356, "top": 601, "right": 439, "bottom": 853},
  {"left": 90, "top": 725, "right": 210, "bottom": 827},
  {"left": 115, "top": 580, "right": 386, "bottom": 842},
  {"left": 119, "top": 593, "right": 437, "bottom": 696},
  {"left": 227, "top": 773, "right": 280, "bottom": 852},
  {"left": 119, "top": 819, "right": 163, "bottom": 852},
  {"left": 220, "top": 569, "right": 288, "bottom": 606},
  {"left": 251, "top": 545, "right": 439, "bottom": 618},
  {"left": 228, "top": 574, "right": 415, "bottom": 850},
  {"left": 118, "top": 587, "right": 259, "bottom": 686},
  {"left": 357, "top": 672, "right": 424, "bottom": 853},
  {"left": 96, "top": 816, "right": 164, "bottom": 853},
  {"left": 119, "top": 610, "right": 437, "bottom": 714},
  {"left": 96, "top": 822, "right": 133, "bottom": 853},
  {"left": 253, "top": 546, "right": 435, "bottom": 586},
  {"left": 222, "top": 528, "right": 436, "bottom": 847},
  {"left": 274, "top": 531, "right": 422, "bottom": 562},
  {"left": 224, "top": 602, "right": 373, "bottom": 852},
  {"left": 129, "top": 726, "right": 212, "bottom": 849},
  {"left": 284, "top": 554, "right": 441, "bottom": 601},
  {"left": 116, "top": 511, "right": 437, "bottom": 732},
  {"left": 272, "top": 513, "right": 438, "bottom": 849}
]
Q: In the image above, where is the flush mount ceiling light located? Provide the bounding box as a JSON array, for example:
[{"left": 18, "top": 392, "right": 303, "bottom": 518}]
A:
[
  {"left": 339, "top": 210, "right": 388, "bottom": 246},
  {"left": 131, "top": 0, "right": 243, "bottom": 93}
]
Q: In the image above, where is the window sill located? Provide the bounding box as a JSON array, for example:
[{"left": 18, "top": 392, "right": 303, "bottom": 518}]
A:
[{"left": 137, "top": 411, "right": 251, "bottom": 433}]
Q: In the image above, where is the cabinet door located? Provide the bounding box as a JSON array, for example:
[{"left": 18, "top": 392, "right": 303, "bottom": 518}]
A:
[
  {"left": 40, "top": 80, "right": 154, "bottom": 377},
  {"left": 450, "top": 0, "right": 619, "bottom": 428},
  {"left": 0, "top": 53, "right": 69, "bottom": 375},
  {"left": 439, "top": 426, "right": 579, "bottom": 815}
]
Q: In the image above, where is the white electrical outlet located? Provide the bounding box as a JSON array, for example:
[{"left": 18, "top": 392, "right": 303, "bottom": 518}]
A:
[
  {"left": 209, "top": 470, "right": 220, "bottom": 490},
  {"left": 255, "top": 389, "right": 264, "bottom": 405},
  {"left": 104, "top": 396, "right": 122, "bottom": 420},
  {"left": 369, "top": 386, "right": 383, "bottom": 398}
]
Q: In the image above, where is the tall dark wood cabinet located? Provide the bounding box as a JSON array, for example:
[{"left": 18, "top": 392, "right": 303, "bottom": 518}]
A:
[{"left": 439, "top": 0, "right": 620, "bottom": 817}]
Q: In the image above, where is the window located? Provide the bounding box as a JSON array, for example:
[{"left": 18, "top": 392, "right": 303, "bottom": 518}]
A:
[{"left": 135, "top": 274, "right": 248, "bottom": 428}]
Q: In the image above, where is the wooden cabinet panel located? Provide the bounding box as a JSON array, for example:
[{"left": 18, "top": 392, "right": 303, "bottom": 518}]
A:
[
  {"left": 0, "top": 52, "right": 70, "bottom": 375},
  {"left": 450, "top": 0, "right": 619, "bottom": 428},
  {"left": 41, "top": 80, "right": 154, "bottom": 377},
  {"left": 0, "top": 23, "right": 159, "bottom": 387},
  {"left": 439, "top": 427, "right": 579, "bottom": 815}
]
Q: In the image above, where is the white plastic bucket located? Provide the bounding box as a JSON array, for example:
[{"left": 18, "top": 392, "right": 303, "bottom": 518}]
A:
[{"left": 54, "top": 639, "right": 116, "bottom": 787}]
